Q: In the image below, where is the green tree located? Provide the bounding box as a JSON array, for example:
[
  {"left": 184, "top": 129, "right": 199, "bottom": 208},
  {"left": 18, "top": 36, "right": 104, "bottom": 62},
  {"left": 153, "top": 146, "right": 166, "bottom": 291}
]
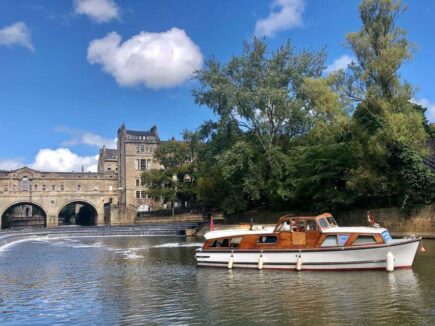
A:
[
  {"left": 142, "top": 139, "right": 196, "bottom": 216},
  {"left": 344, "top": 0, "right": 432, "bottom": 208},
  {"left": 193, "top": 38, "right": 327, "bottom": 212}
]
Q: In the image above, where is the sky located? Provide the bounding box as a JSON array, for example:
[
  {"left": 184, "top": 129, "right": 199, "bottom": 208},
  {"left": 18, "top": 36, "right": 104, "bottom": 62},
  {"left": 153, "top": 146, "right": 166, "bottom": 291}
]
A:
[{"left": 0, "top": 0, "right": 434, "bottom": 172}]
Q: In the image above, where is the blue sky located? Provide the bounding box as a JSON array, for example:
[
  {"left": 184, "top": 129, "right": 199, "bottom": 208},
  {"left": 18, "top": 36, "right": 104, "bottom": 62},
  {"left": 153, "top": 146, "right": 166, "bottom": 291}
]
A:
[{"left": 0, "top": 0, "right": 434, "bottom": 172}]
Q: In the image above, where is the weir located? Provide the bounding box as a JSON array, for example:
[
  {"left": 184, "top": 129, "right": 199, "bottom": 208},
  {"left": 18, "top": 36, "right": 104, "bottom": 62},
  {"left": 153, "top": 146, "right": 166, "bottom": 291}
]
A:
[{"left": 0, "top": 223, "right": 200, "bottom": 249}]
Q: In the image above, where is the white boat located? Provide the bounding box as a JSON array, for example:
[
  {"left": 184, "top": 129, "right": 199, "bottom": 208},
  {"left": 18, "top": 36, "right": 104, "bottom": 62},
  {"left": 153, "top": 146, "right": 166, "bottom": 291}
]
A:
[{"left": 195, "top": 213, "right": 421, "bottom": 271}]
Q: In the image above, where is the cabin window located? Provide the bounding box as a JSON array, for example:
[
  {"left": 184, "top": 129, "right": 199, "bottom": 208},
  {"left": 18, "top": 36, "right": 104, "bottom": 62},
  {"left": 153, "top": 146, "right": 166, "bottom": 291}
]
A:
[
  {"left": 319, "top": 218, "right": 329, "bottom": 229},
  {"left": 257, "top": 236, "right": 277, "bottom": 244},
  {"left": 209, "top": 239, "right": 229, "bottom": 248},
  {"left": 230, "top": 237, "right": 242, "bottom": 248},
  {"left": 321, "top": 235, "right": 337, "bottom": 247},
  {"left": 326, "top": 217, "right": 337, "bottom": 226},
  {"left": 352, "top": 235, "right": 377, "bottom": 245},
  {"left": 306, "top": 220, "right": 318, "bottom": 231}
]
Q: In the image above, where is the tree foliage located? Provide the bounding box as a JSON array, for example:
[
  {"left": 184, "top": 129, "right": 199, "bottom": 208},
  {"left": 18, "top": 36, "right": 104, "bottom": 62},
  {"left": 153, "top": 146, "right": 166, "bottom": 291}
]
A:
[
  {"left": 142, "top": 139, "right": 196, "bottom": 215},
  {"left": 161, "top": 0, "right": 435, "bottom": 215}
]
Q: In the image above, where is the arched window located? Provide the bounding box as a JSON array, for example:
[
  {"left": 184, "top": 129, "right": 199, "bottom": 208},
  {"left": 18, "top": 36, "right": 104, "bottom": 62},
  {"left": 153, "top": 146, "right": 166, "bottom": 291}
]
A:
[{"left": 19, "top": 177, "right": 30, "bottom": 192}]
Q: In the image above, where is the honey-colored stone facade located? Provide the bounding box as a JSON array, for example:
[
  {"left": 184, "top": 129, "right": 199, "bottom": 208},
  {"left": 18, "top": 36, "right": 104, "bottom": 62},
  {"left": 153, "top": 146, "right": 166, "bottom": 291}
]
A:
[
  {"left": 116, "top": 124, "right": 161, "bottom": 212},
  {"left": 0, "top": 124, "right": 165, "bottom": 228},
  {"left": 0, "top": 167, "right": 118, "bottom": 227}
]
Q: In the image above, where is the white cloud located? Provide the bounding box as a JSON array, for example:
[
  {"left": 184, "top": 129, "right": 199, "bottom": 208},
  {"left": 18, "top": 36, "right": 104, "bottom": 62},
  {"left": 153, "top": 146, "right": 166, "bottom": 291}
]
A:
[
  {"left": 0, "top": 159, "right": 23, "bottom": 171},
  {"left": 87, "top": 28, "right": 203, "bottom": 89},
  {"left": 74, "top": 0, "right": 120, "bottom": 23},
  {"left": 255, "top": 0, "right": 305, "bottom": 37},
  {"left": 54, "top": 126, "right": 116, "bottom": 148},
  {"left": 411, "top": 98, "right": 435, "bottom": 122},
  {"left": 0, "top": 148, "right": 98, "bottom": 172},
  {"left": 325, "top": 55, "right": 355, "bottom": 74},
  {"left": 30, "top": 148, "right": 98, "bottom": 172},
  {"left": 0, "top": 22, "right": 34, "bottom": 51}
]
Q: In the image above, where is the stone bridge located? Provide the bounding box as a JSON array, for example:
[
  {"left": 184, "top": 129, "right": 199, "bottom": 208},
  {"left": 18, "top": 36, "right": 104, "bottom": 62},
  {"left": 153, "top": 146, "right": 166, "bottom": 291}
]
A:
[{"left": 0, "top": 167, "right": 119, "bottom": 228}]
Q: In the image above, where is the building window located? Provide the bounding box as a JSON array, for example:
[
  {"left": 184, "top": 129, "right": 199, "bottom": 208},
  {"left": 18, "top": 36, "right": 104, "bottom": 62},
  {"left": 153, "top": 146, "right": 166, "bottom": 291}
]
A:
[
  {"left": 147, "top": 159, "right": 152, "bottom": 170},
  {"left": 137, "top": 159, "right": 152, "bottom": 170},
  {"left": 42, "top": 185, "right": 46, "bottom": 191},
  {"left": 19, "top": 177, "right": 30, "bottom": 192},
  {"left": 140, "top": 145, "right": 145, "bottom": 153},
  {"left": 61, "top": 185, "right": 64, "bottom": 191},
  {"left": 136, "top": 145, "right": 140, "bottom": 153},
  {"left": 136, "top": 179, "right": 140, "bottom": 187},
  {"left": 108, "top": 167, "right": 111, "bottom": 171},
  {"left": 3, "top": 186, "right": 8, "bottom": 192},
  {"left": 34, "top": 185, "right": 37, "bottom": 191},
  {"left": 77, "top": 185, "right": 81, "bottom": 191},
  {"left": 141, "top": 191, "right": 146, "bottom": 199},
  {"left": 136, "top": 191, "right": 140, "bottom": 199},
  {"left": 52, "top": 185, "right": 55, "bottom": 191}
]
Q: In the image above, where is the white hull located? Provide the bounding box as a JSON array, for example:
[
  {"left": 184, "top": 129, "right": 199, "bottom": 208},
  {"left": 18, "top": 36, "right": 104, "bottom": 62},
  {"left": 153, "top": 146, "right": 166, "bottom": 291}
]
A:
[{"left": 196, "top": 238, "right": 420, "bottom": 271}]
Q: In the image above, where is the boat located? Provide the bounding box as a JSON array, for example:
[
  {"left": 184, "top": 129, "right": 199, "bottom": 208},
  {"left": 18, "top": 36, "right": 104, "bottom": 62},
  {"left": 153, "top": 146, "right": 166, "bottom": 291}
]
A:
[{"left": 195, "top": 213, "right": 421, "bottom": 271}]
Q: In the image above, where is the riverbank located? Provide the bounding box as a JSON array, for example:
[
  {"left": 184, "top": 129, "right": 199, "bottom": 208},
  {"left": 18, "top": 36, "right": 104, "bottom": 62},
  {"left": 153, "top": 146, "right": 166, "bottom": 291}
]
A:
[{"left": 222, "top": 204, "right": 435, "bottom": 238}]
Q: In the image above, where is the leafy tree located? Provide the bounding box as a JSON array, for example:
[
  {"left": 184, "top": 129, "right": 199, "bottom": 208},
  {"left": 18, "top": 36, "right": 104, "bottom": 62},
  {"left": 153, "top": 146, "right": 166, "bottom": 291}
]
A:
[
  {"left": 193, "top": 38, "right": 328, "bottom": 211},
  {"left": 142, "top": 139, "right": 196, "bottom": 216},
  {"left": 344, "top": 0, "right": 433, "bottom": 207},
  {"left": 388, "top": 141, "right": 435, "bottom": 211}
]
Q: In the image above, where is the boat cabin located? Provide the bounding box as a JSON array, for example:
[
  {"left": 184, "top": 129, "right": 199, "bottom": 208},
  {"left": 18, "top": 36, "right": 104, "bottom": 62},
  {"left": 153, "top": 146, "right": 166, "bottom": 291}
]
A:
[{"left": 203, "top": 213, "right": 389, "bottom": 250}]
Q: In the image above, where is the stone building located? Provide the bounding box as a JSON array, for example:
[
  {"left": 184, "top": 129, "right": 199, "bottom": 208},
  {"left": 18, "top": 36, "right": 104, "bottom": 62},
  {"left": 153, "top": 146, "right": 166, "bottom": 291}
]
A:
[
  {"left": 0, "top": 124, "right": 165, "bottom": 228},
  {"left": 114, "top": 124, "right": 161, "bottom": 212},
  {"left": 98, "top": 147, "right": 118, "bottom": 173},
  {"left": 0, "top": 167, "right": 118, "bottom": 228}
]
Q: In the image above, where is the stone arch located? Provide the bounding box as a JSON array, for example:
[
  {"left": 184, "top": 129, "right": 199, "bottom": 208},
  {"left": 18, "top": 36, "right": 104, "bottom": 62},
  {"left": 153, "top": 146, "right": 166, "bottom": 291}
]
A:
[
  {"left": 57, "top": 199, "right": 99, "bottom": 226},
  {"left": 1, "top": 201, "right": 47, "bottom": 229}
]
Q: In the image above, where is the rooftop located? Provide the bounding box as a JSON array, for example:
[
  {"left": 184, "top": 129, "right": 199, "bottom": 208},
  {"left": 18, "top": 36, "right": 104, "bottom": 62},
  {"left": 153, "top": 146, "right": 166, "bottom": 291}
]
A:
[{"left": 103, "top": 148, "right": 117, "bottom": 161}]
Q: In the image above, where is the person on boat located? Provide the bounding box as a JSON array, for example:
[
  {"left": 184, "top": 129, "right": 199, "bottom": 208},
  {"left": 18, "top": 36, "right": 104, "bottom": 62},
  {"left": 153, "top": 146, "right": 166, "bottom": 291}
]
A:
[
  {"left": 290, "top": 219, "right": 297, "bottom": 231},
  {"left": 282, "top": 221, "right": 291, "bottom": 231}
]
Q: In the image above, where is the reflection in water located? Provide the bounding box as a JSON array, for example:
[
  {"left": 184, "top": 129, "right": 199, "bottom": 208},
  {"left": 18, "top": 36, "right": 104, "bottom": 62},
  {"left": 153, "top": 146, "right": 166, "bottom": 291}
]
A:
[{"left": 0, "top": 237, "right": 433, "bottom": 325}]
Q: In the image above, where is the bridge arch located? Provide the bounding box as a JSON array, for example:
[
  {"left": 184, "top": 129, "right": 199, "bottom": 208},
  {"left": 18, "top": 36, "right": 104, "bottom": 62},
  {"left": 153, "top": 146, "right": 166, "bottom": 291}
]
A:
[
  {"left": 57, "top": 199, "right": 99, "bottom": 226},
  {"left": 1, "top": 201, "right": 47, "bottom": 229}
]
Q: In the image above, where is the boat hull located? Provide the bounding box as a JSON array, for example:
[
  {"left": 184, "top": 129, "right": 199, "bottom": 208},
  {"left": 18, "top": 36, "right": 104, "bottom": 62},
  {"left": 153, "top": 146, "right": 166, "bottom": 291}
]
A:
[{"left": 195, "top": 238, "right": 420, "bottom": 271}]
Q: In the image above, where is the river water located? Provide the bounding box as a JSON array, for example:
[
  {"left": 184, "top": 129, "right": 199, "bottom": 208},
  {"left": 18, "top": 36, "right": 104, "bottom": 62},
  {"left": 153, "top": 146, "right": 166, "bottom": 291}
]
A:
[{"left": 0, "top": 236, "right": 433, "bottom": 325}]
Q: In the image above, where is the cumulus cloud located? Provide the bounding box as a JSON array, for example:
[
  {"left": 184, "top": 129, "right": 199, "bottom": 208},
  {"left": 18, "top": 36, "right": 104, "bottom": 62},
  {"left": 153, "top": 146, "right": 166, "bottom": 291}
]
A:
[
  {"left": 325, "top": 55, "right": 355, "bottom": 74},
  {"left": 0, "top": 148, "right": 98, "bottom": 172},
  {"left": 87, "top": 28, "right": 203, "bottom": 89},
  {"left": 255, "top": 0, "right": 305, "bottom": 37},
  {"left": 54, "top": 126, "right": 116, "bottom": 148},
  {"left": 0, "top": 22, "right": 34, "bottom": 51},
  {"left": 0, "top": 159, "right": 23, "bottom": 171},
  {"left": 30, "top": 148, "right": 98, "bottom": 172},
  {"left": 73, "top": 0, "right": 120, "bottom": 23},
  {"left": 411, "top": 98, "right": 435, "bottom": 122}
]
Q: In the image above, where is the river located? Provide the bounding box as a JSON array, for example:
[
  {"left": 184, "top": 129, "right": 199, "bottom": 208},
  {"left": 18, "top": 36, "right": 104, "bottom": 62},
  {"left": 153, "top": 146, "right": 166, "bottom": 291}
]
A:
[{"left": 0, "top": 236, "right": 433, "bottom": 325}]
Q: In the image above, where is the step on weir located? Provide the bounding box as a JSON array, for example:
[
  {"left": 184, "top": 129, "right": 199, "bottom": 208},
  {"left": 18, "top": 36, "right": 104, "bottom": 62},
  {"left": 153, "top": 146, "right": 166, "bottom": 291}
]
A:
[{"left": 0, "top": 223, "right": 201, "bottom": 249}]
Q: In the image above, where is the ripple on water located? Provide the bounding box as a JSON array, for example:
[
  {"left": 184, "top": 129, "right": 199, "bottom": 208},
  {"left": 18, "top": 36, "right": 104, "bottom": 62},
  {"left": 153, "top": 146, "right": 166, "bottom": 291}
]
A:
[{"left": 0, "top": 237, "right": 433, "bottom": 326}]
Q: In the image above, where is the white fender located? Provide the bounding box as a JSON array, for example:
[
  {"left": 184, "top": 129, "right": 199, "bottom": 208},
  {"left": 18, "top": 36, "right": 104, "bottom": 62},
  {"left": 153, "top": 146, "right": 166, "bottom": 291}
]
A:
[
  {"left": 258, "top": 254, "right": 264, "bottom": 270},
  {"left": 228, "top": 254, "right": 234, "bottom": 269},
  {"left": 296, "top": 256, "right": 302, "bottom": 271},
  {"left": 386, "top": 252, "right": 395, "bottom": 272}
]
